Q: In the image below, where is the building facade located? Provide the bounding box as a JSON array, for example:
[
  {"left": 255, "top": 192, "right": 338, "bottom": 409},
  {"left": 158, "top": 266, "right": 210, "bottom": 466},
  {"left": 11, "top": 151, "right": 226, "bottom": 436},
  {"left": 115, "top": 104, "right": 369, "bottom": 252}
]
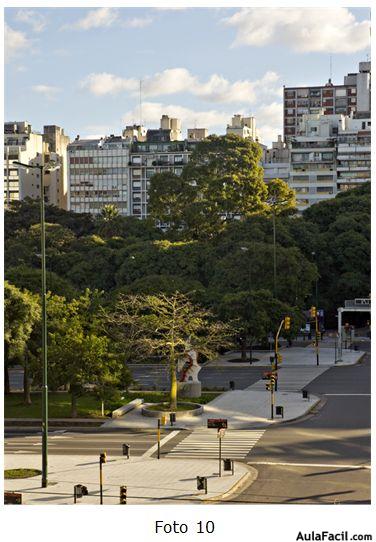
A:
[
  {"left": 226, "top": 114, "right": 258, "bottom": 140},
  {"left": 4, "top": 122, "right": 70, "bottom": 209},
  {"left": 287, "top": 111, "right": 370, "bottom": 211},
  {"left": 67, "top": 135, "right": 130, "bottom": 216},
  {"left": 283, "top": 61, "right": 371, "bottom": 141},
  {"left": 4, "top": 122, "right": 44, "bottom": 205}
]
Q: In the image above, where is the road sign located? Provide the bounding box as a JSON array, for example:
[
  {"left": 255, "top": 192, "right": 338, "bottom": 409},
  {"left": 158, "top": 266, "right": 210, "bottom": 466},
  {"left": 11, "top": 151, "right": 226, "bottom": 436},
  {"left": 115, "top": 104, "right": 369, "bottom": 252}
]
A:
[
  {"left": 217, "top": 428, "right": 226, "bottom": 439},
  {"left": 207, "top": 418, "right": 227, "bottom": 429}
]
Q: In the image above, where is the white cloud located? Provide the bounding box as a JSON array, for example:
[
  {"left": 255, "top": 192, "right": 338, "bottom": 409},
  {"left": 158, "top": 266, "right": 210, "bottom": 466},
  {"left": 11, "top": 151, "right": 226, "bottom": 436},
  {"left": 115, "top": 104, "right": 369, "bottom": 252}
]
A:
[
  {"left": 4, "top": 24, "right": 32, "bottom": 59},
  {"left": 15, "top": 9, "right": 46, "bottom": 32},
  {"left": 63, "top": 7, "right": 118, "bottom": 30},
  {"left": 255, "top": 102, "right": 283, "bottom": 145},
  {"left": 123, "top": 101, "right": 229, "bottom": 130},
  {"left": 32, "top": 85, "right": 61, "bottom": 100},
  {"left": 81, "top": 73, "right": 138, "bottom": 96},
  {"left": 224, "top": 7, "right": 371, "bottom": 53},
  {"left": 81, "top": 68, "right": 281, "bottom": 104},
  {"left": 122, "top": 17, "right": 153, "bottom": 29}
]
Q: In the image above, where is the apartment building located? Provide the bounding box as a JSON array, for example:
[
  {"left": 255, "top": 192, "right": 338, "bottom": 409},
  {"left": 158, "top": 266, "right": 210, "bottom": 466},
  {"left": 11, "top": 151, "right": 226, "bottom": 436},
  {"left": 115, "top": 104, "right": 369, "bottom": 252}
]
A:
[
  {"left": 262, "top": 135, "right": 290, "bottom": 184},
  {"left": 288, "top": 111, "right": 371, "bottom": 211},
  {"left": 336, "top": 117, "right": 371, "bottom": 191},
  {"left": 226, "top": 114, "right": 258, "bottom": 140},
  {"left": 4, "top": 122, "right": 70, "bottom": 209},
  {"left": 283, "top": 61, "right": 371, "bottom": 141},
  {"left": 4, "top": 121, "right": 44, "bottom": 205},
  {"left": 67, "top": 135, "right": 130, "bottom": 216}
]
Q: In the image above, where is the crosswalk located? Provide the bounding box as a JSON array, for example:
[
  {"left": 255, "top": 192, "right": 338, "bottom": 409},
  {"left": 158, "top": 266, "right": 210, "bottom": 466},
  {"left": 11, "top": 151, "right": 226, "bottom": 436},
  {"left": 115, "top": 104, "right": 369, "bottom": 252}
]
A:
[{"left": 164, "top": 429, "right": 265, "bottom": 459}]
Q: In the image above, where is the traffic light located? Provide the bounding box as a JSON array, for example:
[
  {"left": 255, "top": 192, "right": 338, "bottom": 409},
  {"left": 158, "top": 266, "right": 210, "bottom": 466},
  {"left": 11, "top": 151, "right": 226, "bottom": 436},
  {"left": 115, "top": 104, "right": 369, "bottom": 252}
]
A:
[
  {"left": 277, "top": 353, "right": 282, "bottom": 364},
  {"left": 310, "top": 306, "right": 317, "bottom": 318},
  {"left": 100, "top": 452, "right": 107, "bottom": 464},
  {"left": 284, "top": 316, "right": 291, "bottom": 330},
  {"left": 265, "top": 382, "right": 271, "bottom": 391},
  {"left": 120, "top": 485, "right": 127, "bottom": 505}
]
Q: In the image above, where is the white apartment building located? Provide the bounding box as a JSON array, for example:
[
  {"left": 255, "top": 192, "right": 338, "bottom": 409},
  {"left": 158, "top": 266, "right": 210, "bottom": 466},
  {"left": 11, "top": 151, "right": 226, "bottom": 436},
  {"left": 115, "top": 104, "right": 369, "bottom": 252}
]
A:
[
  {"left": 4, "top": 122, "right": 44, "bottom": 205},
  {"left": 226, "top": 114, "right": 258, "bottom": 141},
  {"left": 67, "top": 135, "right": 130, "bottom": 216},
  {"left": 20, "top": 125, "right": 70, "bottom": 210},
  {"left": 262, "top": 135, "right": 290, "bottom": 184},
  {"left": 4, "top": 122, "right": 70, "bottom": 209},
  {"left": 187, "top": 128, "right": 208, "bottom": 141},
  {"left": 336, "top": 117, "right": 371, "bottom": 191},
  {"left": 288, "top": 111, "right": 371, "bottom": 211}
]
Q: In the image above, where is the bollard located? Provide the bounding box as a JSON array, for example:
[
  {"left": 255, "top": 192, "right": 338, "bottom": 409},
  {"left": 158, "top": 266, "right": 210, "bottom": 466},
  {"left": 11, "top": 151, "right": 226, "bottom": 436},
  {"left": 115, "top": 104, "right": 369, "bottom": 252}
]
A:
[
  {"left": 302, "top": 390, "right": 309, "bottom": 400},
  {"left": 229, "top": 380, "right": 235, "bottom": 391}
]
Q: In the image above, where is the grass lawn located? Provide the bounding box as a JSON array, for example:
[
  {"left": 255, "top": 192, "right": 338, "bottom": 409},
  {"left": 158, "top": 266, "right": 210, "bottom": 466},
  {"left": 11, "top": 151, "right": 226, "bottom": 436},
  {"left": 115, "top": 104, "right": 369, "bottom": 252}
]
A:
[
  {"left": 5, "top": 391, "right": 219, "bottom": 418},
  {"left": 5, "top": 468, "right": 41, "bottom": 479}
]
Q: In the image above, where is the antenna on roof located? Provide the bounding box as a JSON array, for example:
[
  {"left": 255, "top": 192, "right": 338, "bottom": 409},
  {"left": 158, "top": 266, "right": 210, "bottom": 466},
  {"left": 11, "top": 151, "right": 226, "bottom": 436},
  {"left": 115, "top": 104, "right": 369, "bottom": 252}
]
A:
[
  {"left": 139, "top": 79, "right": 143, "bottom": 126},
  {"left": 329, "top": 54, "right": 333, "bottom": 82}
]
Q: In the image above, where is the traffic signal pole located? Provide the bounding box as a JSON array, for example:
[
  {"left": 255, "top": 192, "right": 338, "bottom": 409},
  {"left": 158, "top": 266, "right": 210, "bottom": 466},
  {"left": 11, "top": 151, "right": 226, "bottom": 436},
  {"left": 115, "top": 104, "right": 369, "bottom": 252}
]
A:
[{"left": 315, "top": 313, "right": 320, "bottom": 366}]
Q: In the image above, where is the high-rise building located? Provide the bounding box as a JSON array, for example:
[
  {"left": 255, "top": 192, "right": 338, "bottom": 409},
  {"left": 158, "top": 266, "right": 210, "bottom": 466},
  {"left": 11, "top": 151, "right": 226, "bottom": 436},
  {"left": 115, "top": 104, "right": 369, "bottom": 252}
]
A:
[
  {"left": 283, "top": 61, "right": 371, "bottom": 141},
  {"left": 4, "top": 122, "right": 44, "bottom": 205},
  {"left": 20, "top": 125, "right": 70, "bottom": 209},
  {"left": 287, "top": 110, "right": 370, "bottom": 211},
  {"left": 67, "top": 135, "right": 130, "bottom": 216}
]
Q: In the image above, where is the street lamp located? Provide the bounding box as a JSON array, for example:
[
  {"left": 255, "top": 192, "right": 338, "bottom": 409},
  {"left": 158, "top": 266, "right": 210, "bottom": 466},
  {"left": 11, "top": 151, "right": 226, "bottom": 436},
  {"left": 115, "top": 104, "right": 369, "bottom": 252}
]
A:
[
  {"left": 267, "top": 196, "right": 289, "bottom": 298},
  {"left": 311, "top": 251, "right": 319, "bottom": 308},
  {"left": 13, "top": 158, "right": 58, "bottom": 488}
]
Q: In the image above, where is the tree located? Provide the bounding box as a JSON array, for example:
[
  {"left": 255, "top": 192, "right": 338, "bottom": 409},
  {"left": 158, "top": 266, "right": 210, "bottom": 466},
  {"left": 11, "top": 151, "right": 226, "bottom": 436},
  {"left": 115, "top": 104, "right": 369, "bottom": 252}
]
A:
[
  {"left": 218, "top": 290, "right": 300, "bottom": 361},
  {"left": 266, "top": 178, "right": 296, "bottom": 215},
  {"left": 4, "top": 281, "right": 40, "bottom": 402},
  {"left": 149, "top": 134, "right": 268, "bottom": 238},
  {"left": 96, "top": 204, "right": 122, "bottom": 238},
  {"left": 105, "top": 293, "right": 234, "bottom": 410},
  {"left": 33, "top": 291, "right": 122, "bottom": 417}
]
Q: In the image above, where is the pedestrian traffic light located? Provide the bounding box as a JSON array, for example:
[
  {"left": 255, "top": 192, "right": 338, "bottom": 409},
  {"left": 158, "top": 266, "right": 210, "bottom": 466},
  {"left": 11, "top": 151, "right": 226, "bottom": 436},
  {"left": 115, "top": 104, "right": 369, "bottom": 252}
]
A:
[
  {"left": 120, "top": 485, "right": 127, "bottom": 505},
  {"left": 266, "top": 382, "right": 271, "bottom": 391},
  {"left": 99, "top": 452, "right": 107, "bottom": 464},
  {"left": 310, "top": 306, "right": 317, "bottom": 318},
  {"left": 284, "top": 316, "right": 291, "bottom": 330}
]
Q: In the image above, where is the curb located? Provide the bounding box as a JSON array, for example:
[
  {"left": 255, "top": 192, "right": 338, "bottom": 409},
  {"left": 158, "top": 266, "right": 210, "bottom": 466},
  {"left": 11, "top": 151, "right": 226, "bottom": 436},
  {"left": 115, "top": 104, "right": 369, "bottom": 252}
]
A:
[
  {"left": 269, "top": 396, "right": 322, "bottom": 426},
  {"left": 204, "top": 464, "right": 258, "bottom": 502}
]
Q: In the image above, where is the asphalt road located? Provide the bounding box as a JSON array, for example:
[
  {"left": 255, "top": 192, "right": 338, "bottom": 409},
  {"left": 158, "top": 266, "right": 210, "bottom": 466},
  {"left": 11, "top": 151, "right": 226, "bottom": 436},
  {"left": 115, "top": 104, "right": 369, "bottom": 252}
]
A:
[
  {"left": 4, "top": 429, "right": 166, "bottom": 457},
  {"left": 129, "top": 364, "right": 266, "bottom": 391},
  {"left": 234, "top": 347, "right": 371, "bottom": 504}
]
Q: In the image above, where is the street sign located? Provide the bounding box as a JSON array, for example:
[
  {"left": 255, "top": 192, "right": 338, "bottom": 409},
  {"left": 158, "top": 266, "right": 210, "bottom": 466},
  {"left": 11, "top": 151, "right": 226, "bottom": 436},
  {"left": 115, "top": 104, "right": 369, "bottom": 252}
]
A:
[
  {"left": 4, "top": 492, "right": 22, "bottom": 505},
  {"left": 207, "top": 418, "right": 227, "bottom": 429},
  {"left": 217, "top": 428, "right": 226, "bottom": 439}
]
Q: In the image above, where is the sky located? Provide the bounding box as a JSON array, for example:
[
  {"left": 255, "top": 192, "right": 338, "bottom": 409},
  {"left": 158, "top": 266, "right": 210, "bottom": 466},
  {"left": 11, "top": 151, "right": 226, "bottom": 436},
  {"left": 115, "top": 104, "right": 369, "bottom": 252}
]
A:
[{"left": 4, "top": 6, "right": 371, "bottom": 146}]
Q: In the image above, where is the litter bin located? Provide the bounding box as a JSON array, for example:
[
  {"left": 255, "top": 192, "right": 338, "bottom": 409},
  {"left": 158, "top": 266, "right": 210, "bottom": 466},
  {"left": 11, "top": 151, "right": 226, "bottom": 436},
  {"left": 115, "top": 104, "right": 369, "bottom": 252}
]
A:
[
  {"left": 302, "top": 390, "right": 309, "bottom": 400},
  {"left": 275, "top": 405, "right": 284, "bottom": 417}
]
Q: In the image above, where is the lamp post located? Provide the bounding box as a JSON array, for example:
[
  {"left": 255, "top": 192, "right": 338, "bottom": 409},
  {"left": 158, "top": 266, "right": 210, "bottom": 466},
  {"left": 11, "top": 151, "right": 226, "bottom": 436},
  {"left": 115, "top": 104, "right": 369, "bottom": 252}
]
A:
[
  {"left": 14, "top": 157, "right": 58, "bottom": 488},
  {"left": 267, "top": 196, "right": 289, "bottom": 298}
]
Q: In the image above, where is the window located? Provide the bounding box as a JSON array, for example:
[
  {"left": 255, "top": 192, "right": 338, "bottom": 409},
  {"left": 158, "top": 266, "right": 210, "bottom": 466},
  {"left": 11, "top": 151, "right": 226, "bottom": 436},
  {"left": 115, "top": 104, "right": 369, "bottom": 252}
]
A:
[
  {"left": 132, "top": 156, "right": 141, "bottom": 165},
  {"left": 335, "top": 88, "right": 346, "bottom": 97}
]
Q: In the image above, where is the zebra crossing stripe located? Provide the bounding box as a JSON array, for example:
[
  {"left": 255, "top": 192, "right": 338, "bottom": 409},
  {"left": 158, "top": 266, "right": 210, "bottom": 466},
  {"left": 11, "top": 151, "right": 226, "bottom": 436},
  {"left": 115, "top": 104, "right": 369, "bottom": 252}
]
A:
[{"left": 165, "top": 429, "right": 265, "bottom": 459}]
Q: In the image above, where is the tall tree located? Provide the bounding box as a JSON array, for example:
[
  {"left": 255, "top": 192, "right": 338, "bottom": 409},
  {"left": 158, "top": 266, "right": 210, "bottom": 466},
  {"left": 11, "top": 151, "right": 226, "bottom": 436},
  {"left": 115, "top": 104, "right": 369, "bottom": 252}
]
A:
[
  {"left": 149, "top": 134, "right": 268, "bottom": 238},
  {"left": 105, "top": 292, "right": 234, "bottom": 409},
  {"left": 4, "top": 281, "right": 40, "bottom": 402}
]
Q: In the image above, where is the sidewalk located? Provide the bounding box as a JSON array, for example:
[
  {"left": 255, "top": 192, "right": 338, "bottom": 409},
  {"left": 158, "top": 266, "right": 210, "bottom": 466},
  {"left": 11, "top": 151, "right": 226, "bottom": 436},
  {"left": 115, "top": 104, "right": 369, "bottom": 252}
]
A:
[
  {"left": 208, "top": 345, "right": 364, "bottom": 368},
  {"left": 4, "top": 453, "right": 253, "bottom": 505}
]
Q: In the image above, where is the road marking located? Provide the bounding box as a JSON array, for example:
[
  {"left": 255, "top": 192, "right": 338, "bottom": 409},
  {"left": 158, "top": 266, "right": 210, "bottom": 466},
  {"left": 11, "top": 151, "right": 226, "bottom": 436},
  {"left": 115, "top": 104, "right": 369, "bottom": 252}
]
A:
[
  {"left": 324, "top": 393, "right": 371, "bottom": 397},
  {"left": 142, "top": 430, "right": 180, "bottom": 457},
  {"left": 165, "top": 429, "right": 265, "bottom": 459},
  {"left": 248, "top": 461, "right": 371, "bottom": 470}
]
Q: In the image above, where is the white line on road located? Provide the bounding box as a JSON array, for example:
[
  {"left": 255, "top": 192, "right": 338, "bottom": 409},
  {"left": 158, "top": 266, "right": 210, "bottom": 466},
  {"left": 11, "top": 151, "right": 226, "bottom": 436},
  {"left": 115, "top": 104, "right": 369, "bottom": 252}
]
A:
[
  {"left": 142, "top": 430, "right": 180, "bottom": 457},
  {"left": 248, "top": 461, "right": 371, "bottom": 470}
]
